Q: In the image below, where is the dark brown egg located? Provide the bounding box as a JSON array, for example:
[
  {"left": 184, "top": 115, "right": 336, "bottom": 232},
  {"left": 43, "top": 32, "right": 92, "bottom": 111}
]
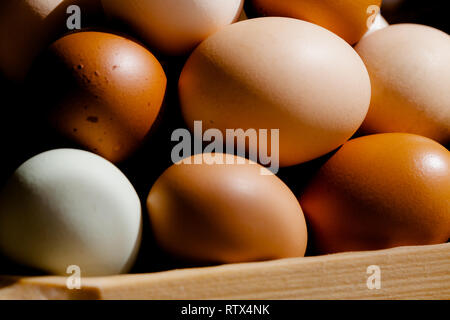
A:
[
  {"left": 300, "top": 133, "right": 450, "bottom": 254},
  {"left": 31, "top": 31, "right": 167, "bottom": 163}
]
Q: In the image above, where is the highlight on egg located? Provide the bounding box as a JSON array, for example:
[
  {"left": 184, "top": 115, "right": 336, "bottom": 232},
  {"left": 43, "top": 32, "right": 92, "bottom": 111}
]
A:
[
  {"left": 101, "top": 0, "right": 244, "bottom": 56},
  {"left": 300, "top": 133, "right": 450, "bottom": 254},
  {"left": 356, "top": 24, "right": 450, "bottom": 144},
  {"left": 147, "top": 153, "right": 308, "bottom": 264},
  {"left": 0, "top": 149, "right": 142, "bottom": 276},
  {"left": 30, "top": 31, "right": 167, "bottom": 163},
  {"left": 179, "top": 17, "right": 372, "bottom": 167}
]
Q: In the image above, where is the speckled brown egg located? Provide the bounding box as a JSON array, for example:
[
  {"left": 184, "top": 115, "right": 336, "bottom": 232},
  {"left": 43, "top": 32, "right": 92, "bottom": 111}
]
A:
[
  {"left": 147, "top": 153, "right": 308, "bottom": 264},
  {"left": 300, "top": 133, "right": 450, "bottom": 254},
  {"left": 31, "top": 31, "right": 167, "bottom": 163}
]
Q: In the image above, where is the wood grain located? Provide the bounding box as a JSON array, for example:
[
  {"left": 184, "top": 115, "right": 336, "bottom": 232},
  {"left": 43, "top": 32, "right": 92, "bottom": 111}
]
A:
[{"left": 0, "top": 243, "right": 449, "bottom": 300}]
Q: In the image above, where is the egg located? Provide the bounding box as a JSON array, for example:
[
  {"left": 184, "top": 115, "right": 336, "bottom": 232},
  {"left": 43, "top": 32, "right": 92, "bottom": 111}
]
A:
[
  {"left": 101, "top": 0, "right": 244, "bottom": 56},
  {"left": 355, "top": 24, "right": 450, "bottom": 144},
  {"left": 363, "top": 13, "right": 389, "bottom": 38},
  {"left": 147, "top": 153, "right": 308, "bottom": 264},
  {"left": 0, "top": 0, "right": 102, "bottom": 82},
  {"left": 0, "top": 149, "right": 142, "bottom": 276},
  {"left": 300, "top": 133, "right": 450, "bottom": 254},
  {"left": 179, "top": 17, "right": 371, "bottom": 167},
  {"left": 31, "top": 31, "right": 167, "bottom": 163},
  {"left": 246, "top": 0, "right": 383, "bottom": 45}
]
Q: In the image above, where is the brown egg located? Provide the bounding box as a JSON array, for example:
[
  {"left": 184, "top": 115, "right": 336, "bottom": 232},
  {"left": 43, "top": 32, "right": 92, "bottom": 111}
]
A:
[
  {"left": 300, "top": 133, "right": 450, "bottom": 254},
  {"left": 179, "top": 17, "right": 371, "bottom": 167},
  {"left": 355, "top": 24, "right": 450, "bottom": 144},
  {"left": 0, "top": 0, "right": 103, "bottom": 82},
  {"left": 246, "top": 0, "right": 382, "bottom": 45},
  {"left": 147, "top": 153, "right": 308, "bottom": 264},
  {"left": 32, "top": 31, "right": 167, "bottom": 163}
]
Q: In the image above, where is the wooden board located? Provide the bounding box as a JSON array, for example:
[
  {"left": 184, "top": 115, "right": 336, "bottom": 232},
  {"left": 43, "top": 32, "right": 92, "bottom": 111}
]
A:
[{"left": 0, "top": 243, "right": 449, "bottom": 300}]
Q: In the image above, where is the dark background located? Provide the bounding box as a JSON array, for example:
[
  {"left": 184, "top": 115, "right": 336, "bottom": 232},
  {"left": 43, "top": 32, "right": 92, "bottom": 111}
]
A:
[{"left": 382, "top": 0, "right": 449, "bottom": 33}]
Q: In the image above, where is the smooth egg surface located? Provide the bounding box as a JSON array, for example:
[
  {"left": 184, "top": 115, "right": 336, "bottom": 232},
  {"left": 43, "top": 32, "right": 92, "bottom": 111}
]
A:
[
  {"left": 0, "top": 149, "right": 142, "bottom": 276},
  {"left": 101, "top": 0, "right": 244, "bottom": 56},
  {"left": 147, "top": 153, "right": 308, "bottom": 264},
  {"left": 179, "top": 17, "right": 371, "bottom": 167},
  {"left": 300, "top": 133, "right": 450, "bottom": 254},
  {"left": 356, "top": 24, "right": 450, "bottom": 144},
  {"left": 31, "top": 31, "right": 167, "bottom": 163}
]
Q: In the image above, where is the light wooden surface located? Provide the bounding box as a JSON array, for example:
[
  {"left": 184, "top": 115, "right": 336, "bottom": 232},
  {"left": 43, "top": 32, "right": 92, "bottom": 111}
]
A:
[{"left": 0, "top": 243, "right": 449, "bottom": 300}]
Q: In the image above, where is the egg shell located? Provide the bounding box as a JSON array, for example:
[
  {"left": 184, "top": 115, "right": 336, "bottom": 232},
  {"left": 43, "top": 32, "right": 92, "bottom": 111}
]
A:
[
  {"left": 0, "top": 149, "right": 142, "bottom": 276},
  {"left": 179, "top": 17, "right": 371, "bottom": 167},
  {"left": 300, "top": 133, "right": 450, "bottom": 254},
  {"left": 0, "top": 0, "right": 103, "bottom": 82},
  {"left": 31, "top": 31, "right": 167, "bottom": 163},
  {"left": 246, "top": 0, "right": 382, "bottom": 45},
  {"left": 356, "top": 24, "right": 450, "bottom": 144},
  {"left": 147, "top": 153, "right": 308, "bottom": 264},
  {"left": 101, "top": 0, "right": 244, "bottom": 56}
]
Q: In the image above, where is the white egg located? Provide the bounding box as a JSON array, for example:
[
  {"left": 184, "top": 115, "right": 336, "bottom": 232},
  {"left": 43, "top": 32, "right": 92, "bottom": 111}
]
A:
[
  {"left": 0, "top": 149, "right": 142, "bottom": 276},
  {"left": 101, "top": 0, "right": 244, "bottom": 56},
  {"left": 0, "top": 0, "right": 102, "bottom": 82}
]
